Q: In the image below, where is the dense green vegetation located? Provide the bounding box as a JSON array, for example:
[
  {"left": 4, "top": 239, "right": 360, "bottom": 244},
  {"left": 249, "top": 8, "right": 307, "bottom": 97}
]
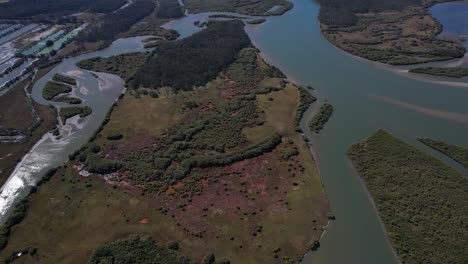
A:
[
  {"left": 86, "top": 153, "right": 122, "bottom": 174},
  {"left": 348, "top": 130, "right": 468, "bottom": 264},
  {"left": 89, "top": 236, "right": 194, "bottom": 264},
  {"left": 295, "top": 87, "right": 317, "bottom": 131},
  {"left": 0, "top": 197, "right": 29, "bottom": 250},
  {"left": 76, "top": 0, "right": 155, "bottom": 45},
  {"left": 318, "top": 0, "right": 420, "bottom": 27},
  {"left": 0, "top": 0, "right": 126, "bottom": 20},
  {"left": 157, "top": 0, "right": 184, "bottom": 19},
  {"left": 53, "top": 96, "right": 82, "bottom": 104},
  {"left": 42, "top": 81, "right": 72, "bottom": 100},
  {"left": 52, "top": 73, "right": 76, "bottom": 85},
  {"left": 59, "top": 106, "right": 92, "bottom": 123},
  {"left": 309, "top": 103, "right": 333, "bottom": 134},
  {"left": 418, "top": 137, "right": 468, "bottom": 168},
  {"left": 409, "top": 67, "right": 468, "bottom": 78},
  {"left": 133, "top": 21, "right": 250, "bottom": 91}
]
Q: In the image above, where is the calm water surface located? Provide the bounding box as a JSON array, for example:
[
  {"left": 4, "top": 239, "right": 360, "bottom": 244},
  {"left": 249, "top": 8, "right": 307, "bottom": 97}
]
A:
[{"left": 246, "top": 0, "right": 468, "bottom": 263}]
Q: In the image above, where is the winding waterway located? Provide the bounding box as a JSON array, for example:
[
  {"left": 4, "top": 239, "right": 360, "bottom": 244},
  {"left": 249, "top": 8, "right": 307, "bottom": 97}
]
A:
[{"left": 1, "top": 0, "right": 467, "bottom": 263}]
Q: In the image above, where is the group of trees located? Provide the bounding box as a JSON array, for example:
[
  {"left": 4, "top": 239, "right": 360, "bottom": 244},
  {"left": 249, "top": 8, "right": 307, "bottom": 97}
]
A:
[
  {"left": 0, "top": 0, "right": 127, "bottom": 20},
  {"left": 76, "top": 0, "right": 155, "bottom": 44},
  {"left": 133, "top": 20, "right": 251, "bottom": 92},
  {"left": 157, "top": 0, "right": 184, "bottom": 19},
  {"left": 318, "top": 0, "right": 421, "bottom": 27}
]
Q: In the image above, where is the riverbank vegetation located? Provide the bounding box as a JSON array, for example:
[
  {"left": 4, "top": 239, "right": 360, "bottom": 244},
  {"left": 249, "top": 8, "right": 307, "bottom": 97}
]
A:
[
  {"left": 76, "top": 0, "right": 155, "bottom": 47},
  {"left": 133, "top": 21, "right": 250, "bottom": 91},
  {"left": 348, "top": 130, "right": 468, "bottom": 264},
  {"left": 309, "top": 103, "right": 333, "bottom": 134},
  {"left": 59, "top": 106, "right": 92, "bottom": 123},
  {"left": 183, "top": 0, "right": 292, "bottom": 16},
  {"left": 89, "top": 236, "right": 194, "bottom": 264},
  {"left": 295, "top": 87, "right": 317, "bottom": 131},
  {"left": 42, "top": 81, "right": 72, "bottom": 100},
  {"left": 418, "top": 137, "right": 468, "bottom": 168},
  {"left": 409, "top": 67, "right": 468, "bottom": 78},
  {"left": 52, "top": 73, "right": 76, "bottom": 85},
  {"left": 318, "top": 0, "right": 465, "bottom": 64},
  {"left": 0, "top": 24, "right": 329, "bottom": 264}
]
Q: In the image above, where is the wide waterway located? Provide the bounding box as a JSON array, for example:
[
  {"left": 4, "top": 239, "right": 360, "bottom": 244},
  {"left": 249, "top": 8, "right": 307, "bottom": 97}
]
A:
[
  {"left": 246, "top": 0, "right": 468, "bottom": 263},
  {"left": 1, "top": 0, "right": 467, "bottom": 263}
]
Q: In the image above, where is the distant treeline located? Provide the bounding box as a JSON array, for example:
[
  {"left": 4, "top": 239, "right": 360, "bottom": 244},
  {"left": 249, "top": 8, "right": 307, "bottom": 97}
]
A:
[
  {"left": 157, "top": 0, "right": 184, "bottom": 19},
  {"left": 76, "top": 0, "right": 155, "bottom": 44},
  {"left": 0, "top": 0, "right": 127, "bottom": 20},
  {"left": 318, "top": 0, "right": 421, "bottom": 27},
  {"left": 133, "top": 20, "right": 251, "bottom": 91}
]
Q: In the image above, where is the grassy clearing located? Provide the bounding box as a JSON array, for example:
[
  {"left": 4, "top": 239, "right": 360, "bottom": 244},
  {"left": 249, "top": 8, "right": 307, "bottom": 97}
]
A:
[
  {"left": 418, "top": 137, "right": 468, "bottom": 168},
  {"left": 59, "top": 106, "right": 92, "bottom": 123},
  {"left": 409, "top": 67, "right": 468, "bottom": 78},
  {"left": 42, "top": 81, "right": 72, "bottom": 100},
  {"left": 308, "top": 103, "right": 333, "bottom": 134},
  {"left": 348, "top": 130, "right": 468, "bottom": 264}
]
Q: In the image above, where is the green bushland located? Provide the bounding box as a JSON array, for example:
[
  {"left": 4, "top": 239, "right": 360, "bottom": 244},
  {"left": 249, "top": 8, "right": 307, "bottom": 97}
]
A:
[
  {"left": 157, "top": 0, "right": 183, "bottom": 19},
  {"left": 89, "top": 236, "right": 194, "bottom": 264},
  {"left": 348, "top": 130, "right": 468, "bottom": 264},
  {"left": 133, "top": 20, "right": 250, "bottom": 91},
  {"left": 144, "top": 40, "right": 168, "bottom": 48},
  {"left": 409, "top": 67, "right": 468, "bottom": 78},
  {"left": 52, "top": 73, "right": 76, "bottom": 85},
  {"left": 107, "top": 131, "right": 123, "bottom": 140},
  {"left": 318, "top": 0, "right": 420, "bottom": 27},
  {"left": 59, "top": 106, "right": 92, "bottom": 123},
  {"left": 418, "top": 137, "right": 468, "bottom": 168},
  {"left": 0, "top": 0, "right": 126, "bottom": 20},
  {"left": 295, "top": 87, "right": 317, "bottom": 131},
  {"left": 0, "top": 197, "right": 30, "bottom": 250},
  {"left": 52, "top": 96, "right": 82, "bottom": 104},
  {"left": 309, "top": 103, "right": 333, "bottom": 134},
  {"left": 76, "top": 0, "right": 155, "bottom": 45},
  {"left": 266, "top": 1, "right": 293, "bottom": 16},
  {"left": 86, "top": 153, "right": 122, "bottom": 174},
  {"left": 42, "top": 81, "right": 72, "bottom": 100},
  {"left": 77, "top": 52, "right": 148, "bottom": 82}
]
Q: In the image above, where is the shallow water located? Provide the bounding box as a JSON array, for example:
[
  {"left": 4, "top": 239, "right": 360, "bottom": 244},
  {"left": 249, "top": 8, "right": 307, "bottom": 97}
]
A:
[
  {"left": 0, "top": 36, "right": 150, "bottom": 220},
  {"left": 245, "top": 0, "right": 468, "bottom": 263}
]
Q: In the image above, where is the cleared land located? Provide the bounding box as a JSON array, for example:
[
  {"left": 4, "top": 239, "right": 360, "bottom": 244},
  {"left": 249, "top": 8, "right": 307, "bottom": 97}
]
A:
[
  {"left": 409, "top": 67, "right": 468, "bottom": 78},
  {"left": 418, "top": 137, "right": 468, "bottom": 168},
  {"left": 348, "top": 130, "right": 468, "bottom": 264},
  {"left": 319, "top": 0, "right": 465, "bottom": 65},
  {"left": 0, "top": 22, "right": 329, "bottom": 264}
]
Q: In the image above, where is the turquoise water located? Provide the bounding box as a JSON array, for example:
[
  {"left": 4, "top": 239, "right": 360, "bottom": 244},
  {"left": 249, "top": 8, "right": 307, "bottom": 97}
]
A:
[
  {"left": 246, "top": 0, "right": 468, "bottom": 263},
  {"left": 21, "top": 30, "right": 65, "bottom": 56}
]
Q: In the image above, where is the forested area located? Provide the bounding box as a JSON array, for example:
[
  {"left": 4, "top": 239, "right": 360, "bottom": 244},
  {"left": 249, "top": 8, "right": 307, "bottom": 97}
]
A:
[
  {"left": 318, "top": 0, "right": 421, "bottom": 26},
  {"left": 157, "top": 0, "right": 184, "bottom": 19},
  {"left": 76, "top": 0, "right": 155, "bottom": 44},
  {"left": 348, "top": 130, "right": 468, "bottom": 264},
  {"left": 0, "top": 0, "right": 127, "bottom": 20},
  {"left": 89, "top": 236, "right": 194, "bottom": 264},
  {"left": 133, "top": 20, "right": 250, "bottom": 91}
]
